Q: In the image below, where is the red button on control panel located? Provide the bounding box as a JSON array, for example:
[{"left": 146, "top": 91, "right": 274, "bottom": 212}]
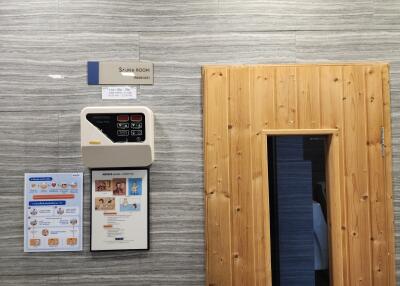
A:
[
  {"left": 117, "top": 115, "right": 129, "bottom": 122},
  {"left": 130, "top": 114, "right": 142, "bottom": 122}
]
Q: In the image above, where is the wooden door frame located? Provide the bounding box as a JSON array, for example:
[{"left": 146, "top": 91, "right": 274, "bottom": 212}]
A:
[{"left": 262, "top": 128, "right": 343, "bottom": 285}]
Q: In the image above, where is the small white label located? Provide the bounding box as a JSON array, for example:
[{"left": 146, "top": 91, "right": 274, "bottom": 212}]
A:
[{"left": 102, "top": 86, "right": 137, "bottom": 100}]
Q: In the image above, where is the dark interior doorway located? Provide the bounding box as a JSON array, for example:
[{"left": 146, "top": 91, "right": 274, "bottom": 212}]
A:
[{"left": 268, "top": 135, "right": 330, "bottom": 286}]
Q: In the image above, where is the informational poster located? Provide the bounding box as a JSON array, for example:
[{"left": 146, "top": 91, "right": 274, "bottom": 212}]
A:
[
  {"left": 24, "top": 173, "right": 83, "bottom": 252},
  {"left": 91, "top": 169, "right": 148, "bottom": 251}
]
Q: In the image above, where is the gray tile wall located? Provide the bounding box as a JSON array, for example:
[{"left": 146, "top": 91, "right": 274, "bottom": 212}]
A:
[{"left": 0, "top": 0, "right": 399, "bottom": 285}]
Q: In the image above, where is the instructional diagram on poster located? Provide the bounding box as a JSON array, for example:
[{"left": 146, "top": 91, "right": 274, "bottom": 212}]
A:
[
  {"left": 24, "top": 173, "right": 83, "bottom": 252},
  {"left": 91, "top": 169, "right": 148, "bottom": 251}
]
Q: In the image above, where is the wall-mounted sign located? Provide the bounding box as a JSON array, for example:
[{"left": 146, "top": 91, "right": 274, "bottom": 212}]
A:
[
  {"left": 24, "top": 173, "right": 83, "bottom": 252},
  {"left": 91, "top": 169, "right": 149, "bottom": 251},
  {"left": 87, "top": 61, "right": 153, "bottom": 85},
  {"left": 102, "top": 86, "right": 137, "bottom": 100}
]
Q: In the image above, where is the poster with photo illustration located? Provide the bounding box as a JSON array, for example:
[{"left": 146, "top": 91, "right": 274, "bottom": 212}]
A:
[{"left": 91, "top": 168, "right": 148, "bottom": 251}]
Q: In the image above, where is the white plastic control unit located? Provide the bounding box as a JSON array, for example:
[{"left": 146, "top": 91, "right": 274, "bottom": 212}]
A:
[{"left": 81, "top": 106, "right": 154, "bottom": 168}]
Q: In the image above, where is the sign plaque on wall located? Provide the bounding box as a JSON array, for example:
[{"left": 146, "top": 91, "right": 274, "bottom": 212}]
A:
[{"left": 87, "top": 61, "right": 153, "bottom": 85}]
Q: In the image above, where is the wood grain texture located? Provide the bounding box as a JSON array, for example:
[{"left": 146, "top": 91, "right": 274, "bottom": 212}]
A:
[
  {"left": 366, "top": 65, "right": 388, "bottom": 285},
  {"left": 296, "top": 66, "right": 321, "bottom": 129},
  {"left": 326, "top": 130, "right": 345, "bottom": 285},
  {"left": 0, "top": 0, "right": 400, "bottom": 285},
  {"left": 249, "top": 66, "right": 275, "bottom": 284},
  {"left": 229, "top": 67, "right": 255, "bottom": 286},
  {"left": 343, "top": 65, "right": 373, "bottom": 286},
  {"left": 203, "top": 63, "right": 396, "bottom": 285},
  {"left": 276, "top": 66, "right": 297, "bottom": 128},
  {"left": 320, "top": 65, "right": 349, "bottom": 285},
  {"left": 203, "top": 67, "right": 232, "bottom": 286}
]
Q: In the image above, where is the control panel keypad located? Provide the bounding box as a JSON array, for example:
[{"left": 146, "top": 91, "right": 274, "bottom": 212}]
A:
[{"left": 86, "top": 113, "right": 146, "bottom": 143}]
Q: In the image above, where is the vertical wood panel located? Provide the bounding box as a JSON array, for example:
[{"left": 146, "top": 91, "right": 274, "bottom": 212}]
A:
[
  {"left": 326, "top": 133, "right": 345, "bottom": 286},
  {"left": 320, "top": 66, "right": 343, "bottom": 129},
  {"left": 203, "top": 67, "right": 233, "bottom": 286},
  {"left": 297, "top": 66, "right": 321, "bottom": 128},
  {"left": 320, "top": 66, "right": 347, "bottom": 285},
  {"left": 382, "top": 64, "right": 396, "bottom": 286},
  {"left": 251, "top": 66, "right": 276, "bottom": 130},
  {"left": 250, "top": 66, "right": 275, "bottom": 285},
  {"left": 229, "top": 67, "right": 255, "bottom": 286},
  {"left": 365, "top": 65, "right": 388, "bottom": 286},
  {"left": 276, "top": 67, "right": 297, "bottom": 128},
  {"left": 343, "top": 65, "right": 373, "bottom": 286}
]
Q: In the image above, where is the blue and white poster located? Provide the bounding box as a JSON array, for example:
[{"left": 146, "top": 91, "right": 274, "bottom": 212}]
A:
[{"left": 24, "top": 173, "right": 83, "bottom": 252}]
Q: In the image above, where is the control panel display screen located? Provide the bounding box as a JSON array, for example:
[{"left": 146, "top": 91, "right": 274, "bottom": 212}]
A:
[{"left": 86, "top": 113, "right": 145, "bottom": 143}]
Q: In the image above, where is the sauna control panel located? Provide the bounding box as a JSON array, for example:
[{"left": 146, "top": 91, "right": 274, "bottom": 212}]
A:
[
  {"left": 86, "top": 113, "right": 146, "bottom": 143},
  {"left": 81, "top": 106, "right": 154, "bottom": 168}
]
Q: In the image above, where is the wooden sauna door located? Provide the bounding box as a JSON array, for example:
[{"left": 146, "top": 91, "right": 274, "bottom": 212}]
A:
[{"left": 203, "top": 64, "right": 395, "bottom": 286}]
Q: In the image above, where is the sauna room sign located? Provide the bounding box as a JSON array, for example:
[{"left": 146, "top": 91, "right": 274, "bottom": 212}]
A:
[{"left": 87, "top": 61, "right": 153, "bottom": 85}]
